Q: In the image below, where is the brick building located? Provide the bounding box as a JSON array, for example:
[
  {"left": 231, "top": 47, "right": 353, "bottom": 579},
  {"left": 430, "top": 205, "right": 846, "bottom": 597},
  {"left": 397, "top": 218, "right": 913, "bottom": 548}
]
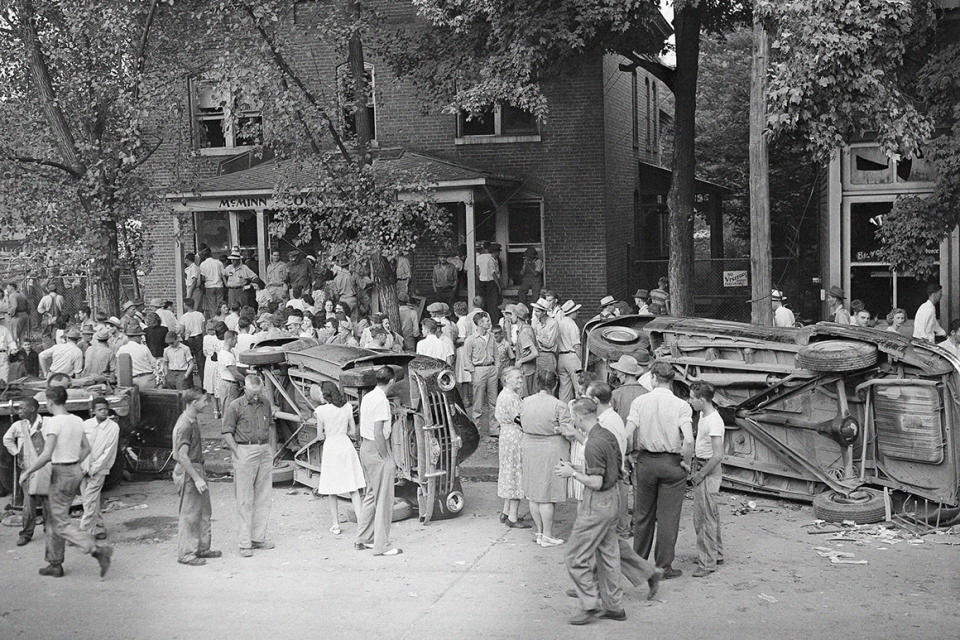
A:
[{"left": 144, "top": 6, "right": 718, "bottom": 317}]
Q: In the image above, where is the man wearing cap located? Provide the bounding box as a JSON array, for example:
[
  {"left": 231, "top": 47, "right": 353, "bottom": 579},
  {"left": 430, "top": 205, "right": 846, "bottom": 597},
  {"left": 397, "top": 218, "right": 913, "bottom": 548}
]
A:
[
  {"left": 556, "top": 300, "right": 583, "bottom": 403},
  {"left": 826, "top": 286, "right": 850, "bottom": 324},
  {"left": 772, "top": 290, "right": 795, "bottom": 328},
  {"left": 120, "top": 300, "right": 141, "bottom": 334},
  {"left": 184, "top": 252, "right": 202, "bottom": 312},
  {"left": 532, "top": 299, "right": 559, "bottom": 393},
  {"left": 225, "top": 251, "right": 257, "bottom": 309},
  {"left": 477, "top": 242, "right": 501, "bottom": 322},
  {"left": 513, "top": 303, "right": 539, "bottom": 396},
  {"left": 106, "top": 316, "right": 126, "bottom": 353},
  {"left": 610, "top": 353, "right": 651, "bottom": 426},
  {"left": 39, "top": 328, "right": 83, "bottom": 378},
  {"left": 115, "top": 327, "right": 157, "bottom": 389},
  {"left": 77, "top": 325, "right": 95, "bottom": 355},
  {"left": 199, "top": 249, "right": 226, "bottom": 318},
  {"left": 264, "top": 249, "right": 289, "bottom": 303},
  {"left": 463, "top": 311, "right": 499, "bottom": 438},
  {"left": 81, "top": 327, "right": 115, "bottom": 379},
  {"left": 625, "top": 361, "right": 694, "bottom": 578},
  {"left": 517, "top": 247, "right": 543, "bottom": 306}
]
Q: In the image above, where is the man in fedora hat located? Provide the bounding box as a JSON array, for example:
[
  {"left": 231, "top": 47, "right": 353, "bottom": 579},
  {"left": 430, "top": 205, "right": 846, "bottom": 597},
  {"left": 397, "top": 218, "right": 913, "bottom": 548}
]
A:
[
  {"left": 39, "top": 327, "right": 83, "bottom": 378},
  {"left": 531, "top": 298, "right": 559, "bottom": 393},
  {"left": 556, "top": 300, "right": 583, "bottom": 403},
  {"left": 592, "top": 296, "right": 620, "bottom": 322},
  {"left": 517, "top": 247, "right": 543, "bottom": 306},
  {"left": 826, "top": 286, "right": 849, "bottom": 324},
  {"left": 115, "top": 326, "right": 157, "bottom": 389},
  {"left": 225, "top": 251, "right": 257, "bottom": 309},
  {"left": 633, "top": 290, "right": 650, "bottom": 315},
  {"left": 772, "top": 290, "right": 795, "bottom": 328}
]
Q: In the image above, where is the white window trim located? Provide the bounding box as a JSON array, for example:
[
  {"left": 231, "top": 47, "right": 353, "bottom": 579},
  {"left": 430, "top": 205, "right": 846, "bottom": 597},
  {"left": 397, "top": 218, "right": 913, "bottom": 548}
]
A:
[
  {"left": 336, "top": 61, "right": 378, "bottom": 143},
  {"left": 191, "top": 79, "right": 263, "bottom": 154},
  {"left": 455, "top": 104, "right": 541, "bottom": 145},
  {"left": 842, "top": 142, "right": 935, "bottom": 193}
]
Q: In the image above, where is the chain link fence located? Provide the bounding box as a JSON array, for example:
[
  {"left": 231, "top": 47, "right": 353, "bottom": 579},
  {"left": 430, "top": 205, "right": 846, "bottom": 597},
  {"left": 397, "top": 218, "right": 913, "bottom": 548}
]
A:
[{"left": 635, "top": 257, "right": 803, "bottom": 323}]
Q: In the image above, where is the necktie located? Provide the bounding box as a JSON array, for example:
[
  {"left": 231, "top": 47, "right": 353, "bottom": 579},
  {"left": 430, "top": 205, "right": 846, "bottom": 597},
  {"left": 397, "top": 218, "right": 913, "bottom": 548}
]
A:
[{"left": 30, "top": 422, "right": 45, "bottom": 456}]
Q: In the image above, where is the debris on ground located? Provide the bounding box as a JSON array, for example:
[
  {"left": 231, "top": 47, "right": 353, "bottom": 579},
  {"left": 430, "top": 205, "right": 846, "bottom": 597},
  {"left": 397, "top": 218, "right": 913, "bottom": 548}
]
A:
[
  {"left": 803, "top": 519, "right": 919, "bottom": 545},
  {"left": 814, "top": 547, "right": 868, "bottom": 565},
  {"left": 102, "top": 498, "right": 149, "bottom": 513},
  {"left": 757, "top": 593, "right": 778, "bottom": 604}
]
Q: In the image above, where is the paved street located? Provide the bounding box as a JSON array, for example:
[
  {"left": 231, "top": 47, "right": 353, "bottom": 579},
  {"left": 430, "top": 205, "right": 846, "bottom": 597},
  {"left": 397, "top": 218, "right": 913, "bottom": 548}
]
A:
[{"left": 1, "top": 478, "right": 958, "bottom": 640}]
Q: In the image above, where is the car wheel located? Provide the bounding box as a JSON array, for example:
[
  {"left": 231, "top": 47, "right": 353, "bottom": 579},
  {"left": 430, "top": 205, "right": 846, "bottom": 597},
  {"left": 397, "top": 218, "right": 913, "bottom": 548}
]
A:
[
  {"left": 238, "top": 347, "right": 287, "bottom": 366},
  {"left": 798, "top": 340, "right": 879, "bottom": 372},
  {"left": 813, "top": 488, "right": 886, "bottom": 524},
  {"left": 272, "top": 460, "right": 296, "bottom": 485}
]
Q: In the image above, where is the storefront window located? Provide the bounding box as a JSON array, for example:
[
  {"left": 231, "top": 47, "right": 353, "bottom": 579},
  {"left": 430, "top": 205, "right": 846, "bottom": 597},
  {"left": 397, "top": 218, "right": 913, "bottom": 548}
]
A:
[
  {"left": 505, "top": 201, "right": 543, "bottom": 287},
  {"left": 194, "top": 211, "right": 230, "bottom": 256}
]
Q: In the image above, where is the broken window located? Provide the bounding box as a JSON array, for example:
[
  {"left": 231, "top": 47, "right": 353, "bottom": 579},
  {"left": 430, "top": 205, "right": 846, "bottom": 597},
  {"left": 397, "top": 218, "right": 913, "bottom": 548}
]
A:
[{"left": 192, "top": 80, "right": 263, "bottom": 150}]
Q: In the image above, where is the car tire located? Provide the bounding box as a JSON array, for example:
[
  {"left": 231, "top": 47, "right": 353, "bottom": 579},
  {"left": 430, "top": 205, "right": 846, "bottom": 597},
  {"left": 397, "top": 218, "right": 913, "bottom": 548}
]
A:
[
  {"left": 797, "top": 340, "right": 879, "bottom": 372},
  {"left": 272, "top": 460, "right": 296, "bottom": 485},
  {"left": 813, "top": 488, "right": 886, "bottom": 524},
  {"left": 238, "top": 347, "right": 287, "bottom": 366}
]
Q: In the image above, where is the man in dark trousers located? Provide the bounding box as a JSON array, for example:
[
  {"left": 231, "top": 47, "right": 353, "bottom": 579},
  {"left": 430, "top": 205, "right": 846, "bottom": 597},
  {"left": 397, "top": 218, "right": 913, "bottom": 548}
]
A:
[
  {"left": 625, "top": 361, "right": 693, "bottom": 578},
  {"left": 355, "top": 367, "right": 402, "bottom": 557},
  {"left": 556, "top": 398, "right": 629, "bottom": 625}
]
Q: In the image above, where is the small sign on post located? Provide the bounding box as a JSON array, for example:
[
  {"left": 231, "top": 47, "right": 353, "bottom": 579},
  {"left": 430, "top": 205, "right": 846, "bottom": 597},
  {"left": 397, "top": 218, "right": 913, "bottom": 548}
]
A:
[{"left": 723, "top": 270, "right": 749, "bottom": 288}]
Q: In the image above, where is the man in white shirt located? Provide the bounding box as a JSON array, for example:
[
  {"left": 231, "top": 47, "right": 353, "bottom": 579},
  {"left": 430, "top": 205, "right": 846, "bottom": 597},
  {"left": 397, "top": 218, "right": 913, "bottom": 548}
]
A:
[
  {"left": 20, "top": 385, "right": 112, "bottom": 578},
  {"left": 80, "top": 397, "right": 120, "bottom": 539},
  {"left": 625, "top": 361, "right": 693, "bottom": 578},
  {"left": 235, "top": 318, "right": 258, "bottom": 353},
  {"left": 199, "top": 249, "right": 226, "bottom": 317},
  {"left": 355, "top": 367, "right": 402, "bottom": 557},
  {"left": 3, "top": 397, "right": 49, "bottom": 546},
  {"left": 476, "top": 242, "right": 500, "bottom": 321},
  {"left": 151, "top": 298, "right": 178, "bottom": 330},
  {"left": 184, "top": 252, "right": 202, "bottom": 311},
  {"left": 0, "top": 320, "right": 18, "bottom": 383},
  {"left": 416, "top": 319, "right": 454, "bottom": 365},
  {"left": 913, "top": 283, "right": 946, "bottom": 342},
  {"left": 39, "top": 327, "right": 83, "bottom": 378},
  {"left": 180, "top": 298, "right": 206, "bottom": 367},
  {"left": 556, "top": 300, "right": 582, "bottom": 402},
  {"left": 938, "top": 319, "right": 960, "bottom": 358},
  {"left": 772, "top": 290, "right": 796, "bottom": 328},
  {"left": 217, "top": 330, "right": 243, "bottom": 410},
  {"left": 115, "top": 327, "right": 156, "bottom": 389},
  {"left": 688, "top": 382, "right": 726, "bottom": 577}
]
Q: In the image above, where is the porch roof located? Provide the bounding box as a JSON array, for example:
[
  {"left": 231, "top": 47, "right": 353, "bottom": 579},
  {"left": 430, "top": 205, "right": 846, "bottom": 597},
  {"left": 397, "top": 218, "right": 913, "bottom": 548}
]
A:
[
  {"left": 166, "top": 148, "right": 520, "bottom": 200},
  {"left": 638, "top": 160, "right": 732, "bottom": 196}
]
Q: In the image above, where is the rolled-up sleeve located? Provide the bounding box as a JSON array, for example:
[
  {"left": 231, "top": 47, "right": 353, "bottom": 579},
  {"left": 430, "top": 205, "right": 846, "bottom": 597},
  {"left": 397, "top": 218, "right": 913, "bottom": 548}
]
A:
[{"left": 221, "top": 402, "right": 238, "bottom": 436}]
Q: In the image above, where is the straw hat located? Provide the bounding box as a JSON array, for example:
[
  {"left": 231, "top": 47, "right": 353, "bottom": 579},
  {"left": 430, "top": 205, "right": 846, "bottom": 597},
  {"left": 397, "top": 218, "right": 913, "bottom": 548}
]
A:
[
  {"left": 609, "top": 354, "right": 643, "bottom": 376},
  {"left": 599, "top": 295, "right": 616, "bottom": 307},
  {"left": 559, "top": 300, "right": 581, "bottom": 315}
]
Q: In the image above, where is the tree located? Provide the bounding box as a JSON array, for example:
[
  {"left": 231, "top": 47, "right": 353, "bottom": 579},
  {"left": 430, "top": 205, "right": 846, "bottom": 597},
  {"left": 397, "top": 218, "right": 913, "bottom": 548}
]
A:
[
  {"left": 0, "top": 0, "right": 190, "bottom": 314},
  {"left": 189, "top": 1, "right": 448, "bottom": 329}
]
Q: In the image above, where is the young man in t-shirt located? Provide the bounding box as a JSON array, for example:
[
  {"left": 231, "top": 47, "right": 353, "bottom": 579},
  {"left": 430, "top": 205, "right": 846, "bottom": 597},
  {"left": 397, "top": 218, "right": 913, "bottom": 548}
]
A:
[
  {"left": 173, "top": 389, "right": 221, "bottom": 566},
  {"left": 688, "top": 381, "right": 725, "bottom": 577},
  {"left": 20, "top": 386, "right": 113, "bottom": 578},
  {"left": 355, "top": 367, "right": 402, "bottom": 557}
]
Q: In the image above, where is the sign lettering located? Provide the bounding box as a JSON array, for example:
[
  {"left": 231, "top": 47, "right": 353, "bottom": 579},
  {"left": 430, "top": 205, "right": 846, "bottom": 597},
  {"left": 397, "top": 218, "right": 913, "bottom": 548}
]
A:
[
  {"left": 217, "top": 197, "right": 268, "bottom": 208},
  {"left": 723, "top": 270, "right": 748, "bottom": 288}
]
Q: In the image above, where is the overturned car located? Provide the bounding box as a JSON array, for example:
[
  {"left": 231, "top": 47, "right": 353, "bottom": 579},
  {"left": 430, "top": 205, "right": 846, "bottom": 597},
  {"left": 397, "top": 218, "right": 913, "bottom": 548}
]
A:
[
  {"left": 585, "top": 315, "right": 960, "bottom": 524},
  {"left": 238, "top": 338, "right": 479, "bottom": 524}
]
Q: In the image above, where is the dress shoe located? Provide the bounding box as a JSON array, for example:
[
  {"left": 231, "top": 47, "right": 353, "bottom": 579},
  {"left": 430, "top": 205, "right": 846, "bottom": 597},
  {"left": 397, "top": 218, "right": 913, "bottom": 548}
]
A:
[
  {"left": 16, "top": 535, "right": 31, "bottom": 547},
  {"left": 692, "top": 567, "right": 714, "bottom": 578},
  {"left": 661, "top": 566, "right": 682, "bottom": 579},
  {"left": 197, "top": 549, "right": 222, "bottom": 558},
  {"left": 92, "top": 545, "right": 113, "bottom": 577},
  {"left": 38, "top": 564, "right": 64, "bottom": 578},
  {"left": 239, "top": 547, "right": 254, "bottom": 557},
  {"left": 178, "top": 557, "right": 206, "bottom": 566},
  {"left": 94, "top": 531, "right": 107, "bottom": 541},
  {"left": 647, "top": 568, "right": 664, "bottom": 600},
  {"left": 568, "top": 609, "right": 600, "bottom": 626},
  {"left": 599, "top": 609, "right": 627, "bottom": 621},
  {"left": 499, "top": 512, "right": 508, "bottom": 524},
  {"left": 251, "top": 540, "right": 275, "bottom": 550},
  {"left": 506, "top": 518, "right": 532, "bottom": 529}
]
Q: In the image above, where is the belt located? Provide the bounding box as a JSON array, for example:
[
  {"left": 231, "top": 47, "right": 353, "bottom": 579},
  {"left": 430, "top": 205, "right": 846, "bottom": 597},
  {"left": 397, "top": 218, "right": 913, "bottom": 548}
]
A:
[
  {"left": 474, "top": 362, "right": 495, "bottom": 367},
  {"left": 640, "top": 450, "right": 681, "bottom": 456},
  {"left": 559, "top": 351, "right": 575, "bottom": 355},
  {"left": 236, "top": 439, "right": 269, "bottom": 445},
  {"left": 52, "top": 460, "right": 79, "bottom": 465},
  {"left": 132, "top": 372, "right": 153, "bottom": 378},
  {"left": 221, "top": 379, "right": 239, "bottom": 384}
]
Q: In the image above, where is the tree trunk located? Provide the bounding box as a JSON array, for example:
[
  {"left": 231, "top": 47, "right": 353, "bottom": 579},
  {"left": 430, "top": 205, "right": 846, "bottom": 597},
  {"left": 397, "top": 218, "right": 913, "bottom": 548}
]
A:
[
  {"left": 347, "top": 0, "right": 372, "bottom": 167},
  {"left": 749, "top": 14, "right": 772, "bottom": 325},
  {"left": 667, "top": 3, "right": 702, "bottom": 317},
  {"left": 373, "top": 255, "right": 401, "bottom": 338},
  {"left": 95, "top": 220, "right": 122, "bottom": 315}
]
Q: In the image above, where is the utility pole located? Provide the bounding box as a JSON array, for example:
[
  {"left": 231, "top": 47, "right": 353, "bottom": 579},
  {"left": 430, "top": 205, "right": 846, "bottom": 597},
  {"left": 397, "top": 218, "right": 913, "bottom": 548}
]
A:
[{"left": 749, "top": 12, "right": 772, "bottom": 325}]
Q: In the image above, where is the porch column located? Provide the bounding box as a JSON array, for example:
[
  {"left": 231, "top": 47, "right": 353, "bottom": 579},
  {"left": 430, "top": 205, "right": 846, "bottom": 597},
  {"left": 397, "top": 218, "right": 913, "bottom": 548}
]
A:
[
  {"left": 173, "top": 215, "right": 185, "bottom": 316},
  {"left": 256, "top": 208, "right": 267, "bottom": 276},
  {"left": 465, "top": 195, "right": 477, "bottom": 309}
]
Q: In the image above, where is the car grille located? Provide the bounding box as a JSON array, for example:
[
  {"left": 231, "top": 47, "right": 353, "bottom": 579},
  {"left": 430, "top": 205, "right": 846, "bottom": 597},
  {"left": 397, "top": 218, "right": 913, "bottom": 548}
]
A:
[
  {"left": 873, "top": 385, "right": 945, "bottom": 464},
  {"left": 423, "top": 391, "right": 455, "bottom": 493}
]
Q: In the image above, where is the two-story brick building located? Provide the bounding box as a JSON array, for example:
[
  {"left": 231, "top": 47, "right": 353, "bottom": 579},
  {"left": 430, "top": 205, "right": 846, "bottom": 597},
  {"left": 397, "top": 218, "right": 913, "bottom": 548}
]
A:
[{"left": 143, "top": 5, "right": 727, "bottom": 318}]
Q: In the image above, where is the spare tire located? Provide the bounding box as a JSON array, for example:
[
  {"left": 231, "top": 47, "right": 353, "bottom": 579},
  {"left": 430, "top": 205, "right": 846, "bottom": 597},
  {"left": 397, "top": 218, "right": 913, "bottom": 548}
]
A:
[
  {"left": 272, "top": 460, "right": 296, "bottom": 485},
  {"left": 797, "top": 340, "right": 878, "bottom": 372},
  {"left": 239, "top": 346, "right": 287, "bottom": 366},
  {"left": 813, "top": 488, "right": 886, "bottom": 524}
]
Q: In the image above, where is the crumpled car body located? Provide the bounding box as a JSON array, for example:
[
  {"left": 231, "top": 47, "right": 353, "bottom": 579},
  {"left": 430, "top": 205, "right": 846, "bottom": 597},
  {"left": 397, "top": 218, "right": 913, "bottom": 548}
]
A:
[{"left": 584, "top": 315, "right": 960, "bottom": 508}]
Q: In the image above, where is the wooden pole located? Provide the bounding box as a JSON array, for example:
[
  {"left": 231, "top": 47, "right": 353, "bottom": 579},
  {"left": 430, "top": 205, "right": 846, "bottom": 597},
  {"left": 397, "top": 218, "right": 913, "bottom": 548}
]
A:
[{"left": 749, "top": 13, "right": 772, "bottom": 325}]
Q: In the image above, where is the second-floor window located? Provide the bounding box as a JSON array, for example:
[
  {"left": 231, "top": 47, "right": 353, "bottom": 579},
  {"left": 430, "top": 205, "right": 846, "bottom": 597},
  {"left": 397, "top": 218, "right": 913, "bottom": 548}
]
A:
[
  {"left": 192, "top": 80, "right": 263, "bottom": 150},
  {"left": 337, "top": 62, "right": 377, "bottom": 142},
  {"left": 457, "top": 103, "right": 539, "bottom": 139}
]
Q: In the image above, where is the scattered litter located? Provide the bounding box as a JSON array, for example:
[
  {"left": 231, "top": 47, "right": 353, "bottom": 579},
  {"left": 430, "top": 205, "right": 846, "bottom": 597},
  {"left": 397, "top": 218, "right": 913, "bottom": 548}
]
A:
[
  {"left": 1, "top": 513, "right": 23, "bottom": 527},
  {"left": 733, "top": 500, "right": 777, "bottom": 516},
  {"left": 455, "top": 560, "right": 466, "bottom": 565},
  {"left": 816, "top": 549, "right": 868, "bottom": 565},
  {"left": 803, "top": 520, "right": 918, "bottom": 545},
  {"left": 757, "top": 593, "right": 778, "bottom": 604}
]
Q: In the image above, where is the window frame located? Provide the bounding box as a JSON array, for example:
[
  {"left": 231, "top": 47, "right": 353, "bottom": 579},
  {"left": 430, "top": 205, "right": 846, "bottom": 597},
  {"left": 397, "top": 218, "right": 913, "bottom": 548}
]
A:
[
  {"left": 631, "top": 71, "right": 639, "bottom": 150},
  {"left": 190, "top": 78, "right": 263, "bottom": 156},
  {"left": 503, "top": 199, "right": 546, "bottom": 289},
  {"left": 455, "top": 103, "right": 541, "bottom": 145},
  {"left": 336, "top": 61, "right": 378, "bottom": 144}
]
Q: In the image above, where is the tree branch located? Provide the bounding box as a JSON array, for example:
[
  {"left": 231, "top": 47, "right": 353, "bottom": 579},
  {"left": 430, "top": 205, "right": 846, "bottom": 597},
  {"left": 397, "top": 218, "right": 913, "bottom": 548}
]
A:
[
  {"left": 132, "top": 0, "right": 160, "bottom": 102},
  {"left": 3, "top": 152, "right": 82, "bottom": 178},
  {"left": 236, "top": 0, "right": 353, "bottom": 163},
  {"left": 124, "top": 137, "right": 164, "bottom": 173}
]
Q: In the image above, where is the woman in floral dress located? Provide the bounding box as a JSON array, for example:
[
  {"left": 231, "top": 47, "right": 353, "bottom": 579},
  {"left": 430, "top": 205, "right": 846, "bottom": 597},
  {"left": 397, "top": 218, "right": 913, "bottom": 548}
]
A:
[{"left": 495, "top": 367, "right": 531, "bottom": 528}]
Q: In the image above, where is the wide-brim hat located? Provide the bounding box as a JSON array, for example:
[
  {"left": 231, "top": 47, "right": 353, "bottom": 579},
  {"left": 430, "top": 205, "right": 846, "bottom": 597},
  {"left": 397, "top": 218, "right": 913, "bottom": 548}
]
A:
[
  {"left": 635, "top": 349, "right": 651, "bottom": 365},
  {"left": 106, "top": 316, "right": 122, "bottom": 328},
  {"left": 771, "top": 289, "right": 786, "bottom": 301},
  {"left": 64, "top": 327, "right": 82, "bottom": 340},
  {"left": 599, "top": 295, "right": 616, "bottom": 307},
  {"left": 531, "top": 298, "right": 549, "bottom": 312},
  {"left": 826, "top": 286, "right": 845, "bottom": 299},
  {"left": 121, "top": 300, "right": 136, "bottom": 313},
  {"left": 512, "top": 302, "right": 529, "bottom": 319},
  {"left": 609, "top": 354, "right": 643, "bottom": 376},
  {"left": 634, "top": 289, "right": 649, "bottom": 299},
  {"left": 426, "top": 302, "right": 445, "bottom": 314},
  {"left": 228, "top": 251, "right": 242, "bottom": 260},
  {"left": 81, "top": 326, "right": 94, "bottom": 336},
  {"left": 560, "top": 300, "right": 581, "bottom": 315},
  {"left": 148, "top": 297, "right": 164, "bottom": 308},
  {"left": 125, "top": 327, "right": 144, "bottom": 337},
  {"left": 94, "top": 327, "right": 111, "bottom": 341}
]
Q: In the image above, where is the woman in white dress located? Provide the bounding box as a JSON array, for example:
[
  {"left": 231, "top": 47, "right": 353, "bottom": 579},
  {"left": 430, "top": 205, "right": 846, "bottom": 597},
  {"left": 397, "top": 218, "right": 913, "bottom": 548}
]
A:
[
  {"left": 201, "top": 320, "right": 221, "bottom": 410},
  {"left": 313, "top": 382, "right": 365, "bottom": 535}
]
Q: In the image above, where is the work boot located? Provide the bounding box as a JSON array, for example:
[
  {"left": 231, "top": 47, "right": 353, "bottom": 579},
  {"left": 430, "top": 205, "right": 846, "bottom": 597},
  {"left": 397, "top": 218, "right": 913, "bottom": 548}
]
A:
[
  {"left": 178, "top": 557, "right": 206, "bottom": 566},
  {"left": 92, "top": 545, "right": 113, "bottom": 577},
  {"left": 661, "top": 566, "right": 682, "bottom": 579},
  {"left": 568, "top": 609, "right": 600, "bottom": 626},
  {"left": 599, "top": 609, "right": 627, "bottom": 621},
  {"left": 38, "top": 564, "right": 64, "bottom": 578},
  {"left": 197, "top": 550, "right": 222, "bottom": 559},
  {"left": 16, "top": 535, "right": 31, "bottom": 547}
]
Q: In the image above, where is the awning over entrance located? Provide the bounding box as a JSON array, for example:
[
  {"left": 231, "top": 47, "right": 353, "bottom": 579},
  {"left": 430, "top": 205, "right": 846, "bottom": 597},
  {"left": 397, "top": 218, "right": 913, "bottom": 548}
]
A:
[
  {"left": 164, "top": 148, "right": 522, "bottom": 313},
  {"left": 637, "top": 160, "right": 731, "bottom": 196}
]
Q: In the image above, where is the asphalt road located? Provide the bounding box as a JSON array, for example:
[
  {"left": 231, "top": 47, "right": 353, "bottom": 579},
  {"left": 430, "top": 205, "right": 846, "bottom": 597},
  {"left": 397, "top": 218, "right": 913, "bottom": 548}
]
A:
[{"left": 1, "top": 479, "right": 958, "bottom": 640}]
